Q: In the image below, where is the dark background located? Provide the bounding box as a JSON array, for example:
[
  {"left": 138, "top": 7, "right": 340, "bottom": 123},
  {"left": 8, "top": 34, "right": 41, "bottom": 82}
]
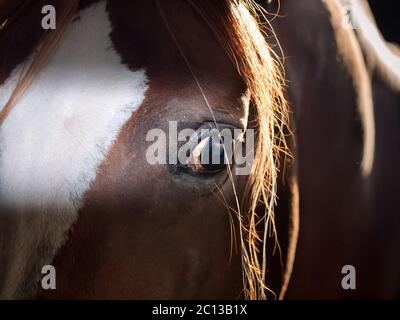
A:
[{"left": 368, "top": 0, "right": 399, "bottom": 44}]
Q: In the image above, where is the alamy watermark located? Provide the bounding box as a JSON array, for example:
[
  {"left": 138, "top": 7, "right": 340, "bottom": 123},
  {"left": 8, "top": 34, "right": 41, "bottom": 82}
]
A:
[
  {"left": 341, "top": 4, "right": 358, "bottom": 30},
  {"left": 145, "top": 121, "right": 254, "bottom": 176},
  {"left": 41, "top": 5, "right": 57, "bottom": 30},
  {"left": 41, "top": 265, "right": 56, "bottom": 290},
  {"left": 341, "top": 265, "right": 356, "bottom": 290}
]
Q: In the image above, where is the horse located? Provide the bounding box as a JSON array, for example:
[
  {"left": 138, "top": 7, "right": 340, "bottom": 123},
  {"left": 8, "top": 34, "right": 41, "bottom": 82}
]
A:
[
  {"left": 263, "top": 0, "right": 400, "bottom": 298},
  {"left": 0, "top": 0, "right": 399, "bottom": 300},
  {"left": 0, "top": 0, "right": 295, "bottom": 299}
]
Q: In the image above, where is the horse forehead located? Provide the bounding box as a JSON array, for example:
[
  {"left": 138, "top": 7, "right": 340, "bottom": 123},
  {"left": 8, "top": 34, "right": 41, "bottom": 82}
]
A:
[
  {"left": 0, "top": 1, "right": 148, "bottom": 212},
  {"left": 0, "top": 0, "right": 151, "bottom": 298},
  {"left": 108, "top": 0, "right": 244, "bottom": 90}
]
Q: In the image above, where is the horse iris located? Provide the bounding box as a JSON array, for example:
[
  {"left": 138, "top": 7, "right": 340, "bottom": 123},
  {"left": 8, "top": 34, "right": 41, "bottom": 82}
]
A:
[{"left": 186, "top": 133, "right": 229, "bottom": 174}]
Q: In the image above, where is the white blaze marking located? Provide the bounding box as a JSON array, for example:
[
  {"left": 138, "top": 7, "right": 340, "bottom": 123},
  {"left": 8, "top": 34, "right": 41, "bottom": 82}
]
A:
[
  {"left": 0, "top": 1, "right": 148, "bottom": 211},
  {"left": 0, "top": 1, "right": 148, "bottom": 298}
]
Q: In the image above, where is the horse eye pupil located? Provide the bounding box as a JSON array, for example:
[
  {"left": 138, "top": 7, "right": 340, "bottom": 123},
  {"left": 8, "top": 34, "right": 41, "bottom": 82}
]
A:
[
  {"left": 200, "top": 136, "right": 226, "bottom": 172},
  {"left": 180, "top": 127, "right": 234, "bottom": 176}
]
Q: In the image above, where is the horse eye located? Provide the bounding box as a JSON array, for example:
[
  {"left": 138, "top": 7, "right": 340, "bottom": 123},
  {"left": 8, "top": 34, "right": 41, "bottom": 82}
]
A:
[{"left": 186, "top": 134, "right": 229, "bottom": 174}]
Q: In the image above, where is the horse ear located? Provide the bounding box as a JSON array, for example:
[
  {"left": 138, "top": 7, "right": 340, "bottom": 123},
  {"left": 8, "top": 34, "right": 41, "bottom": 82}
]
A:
[{"left": 262, "top": 138, "right": 299, "bottom": 300}]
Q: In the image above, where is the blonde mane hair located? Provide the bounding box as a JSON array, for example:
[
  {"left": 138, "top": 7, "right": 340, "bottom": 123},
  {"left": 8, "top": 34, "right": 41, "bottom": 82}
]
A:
[
  {"left": 0, "top": 0, "right": 290, "bottom": 300},
  {"left": 193, "top": 0, "right": 290, "bottom": 299}
]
